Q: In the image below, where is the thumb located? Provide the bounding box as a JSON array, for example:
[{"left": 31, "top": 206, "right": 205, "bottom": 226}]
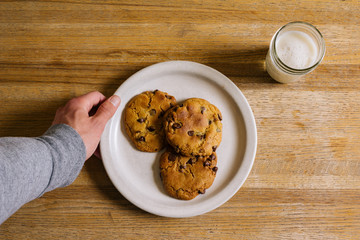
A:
[{"left": 93, "top": 95, "right": 121, "bottom": 124}]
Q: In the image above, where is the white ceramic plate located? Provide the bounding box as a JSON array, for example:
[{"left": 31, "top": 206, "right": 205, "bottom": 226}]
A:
[{"left": 100, "top": 61, "right": 257, "bottom": 218}]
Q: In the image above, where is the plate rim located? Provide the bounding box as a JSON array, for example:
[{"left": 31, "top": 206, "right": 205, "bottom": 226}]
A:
[{"left": 100, "top": 60, "right": 257, "bottom": 217}]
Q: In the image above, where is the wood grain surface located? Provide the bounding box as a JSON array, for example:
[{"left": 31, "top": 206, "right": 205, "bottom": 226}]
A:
[{"left": 0, "top": 0, "right": 359, "bottom": 239}]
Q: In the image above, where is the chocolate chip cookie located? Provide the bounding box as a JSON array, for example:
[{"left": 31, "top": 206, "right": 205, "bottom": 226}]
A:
[
  {"left": 163, "top": 98, "right": 222, "bottom": 157},
  {"left": 124, "top": 90, "right": 176, "bottom": 152},
  {"left": 160, "top": 149, "right": 218, "bottom": 200}
]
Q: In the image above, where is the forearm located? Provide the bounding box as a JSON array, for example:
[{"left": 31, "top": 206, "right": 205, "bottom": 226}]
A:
[{"left": 0, "top": 124, "right": 86, "bottom": 224}]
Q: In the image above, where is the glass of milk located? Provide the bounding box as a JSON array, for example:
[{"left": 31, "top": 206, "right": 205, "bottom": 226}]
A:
[{"left": 266, "top": 21, "right": 326, "bottom": 83}]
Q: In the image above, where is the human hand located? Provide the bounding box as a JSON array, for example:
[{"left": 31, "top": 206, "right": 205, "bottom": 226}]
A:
[{"left": 52, "top": 91, "right": 121, "bottom": 160}]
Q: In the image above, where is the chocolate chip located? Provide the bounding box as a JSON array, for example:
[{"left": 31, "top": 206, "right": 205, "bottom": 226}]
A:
[
  {"left": 153, "top": 89, "right": 159, "bottom": 93},
  {"left": 212, "top": 145, "right": 217, "bottom": 152},
  {"left": 147, "top": 126, "right": 155, "bottom": 132},
  {"left": 209, "top": 153, "right": 216, "bottom": 161},
  {"left": 138, "top": 136, "right": 145, "bottom": 142},
  {"left": 198, "top": 189, "right": 206, "bottom": 194},
  {"left": 175, "top": 146, "right": 180, "bottom": 153},
  {"left": 149, "top": 109, "right": 156, "bottom": 116},
  {"left": 165, "top": 95, "right": 171, "bottom": 99},
  {"left": 137, "top": 118, "right": 145, "bottom": 123},
  {"left": 208, "top": 120, "right": 212, "bottom": 125},
  {"left": 203, "top": 160, "right": 211, "bottom": 167},
  {"left": 200, "top": 106, "right": 206, "bottom": 114},
  {"left": 168, "top": 153, "right": 176, "bottom": 162},
  {"left": 212, "top": 167, "right": 218, "bottom": 173},
  {"left": 179, "top": 104, "right": 183, "bottom": 107},
  {"left": 218, "top": 114, "right": 222, "bottom": 121},
  {"left": 187, "top": 158, "right": 195, "bottom": 165},
  {"left": 172, "top": 123, "right": 181, "bottom": 129},
  {"left": 158, "top": 111, "right": 165, "bottom": 118},
  {"left": 179, "top": 165, "right": 186, "bottom": 173},
  {"left": 187, "top": 130, "right": 194, "bottom": 136}
]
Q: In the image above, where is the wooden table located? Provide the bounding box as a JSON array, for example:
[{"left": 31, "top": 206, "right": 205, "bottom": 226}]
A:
[{"left": 1, "top": 1, "right": 359, "bottom": 239}]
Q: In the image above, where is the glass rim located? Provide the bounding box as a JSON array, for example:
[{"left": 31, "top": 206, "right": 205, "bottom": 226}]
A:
[{"left": 272, "top": 21, "right": 326, "bottom": 73}]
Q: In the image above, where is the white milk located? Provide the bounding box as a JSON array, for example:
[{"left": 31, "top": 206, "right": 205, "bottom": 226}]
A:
[
  {"left": 266, "top": 22, "right": 325, "bottom": 83},
  {"left": 276, "top": 31, "right": 318, "bottom": 69}
]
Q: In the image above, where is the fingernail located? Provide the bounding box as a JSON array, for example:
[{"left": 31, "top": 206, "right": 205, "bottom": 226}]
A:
[{"left": 109, "top": 95, "right": 121, "bottom": 107}]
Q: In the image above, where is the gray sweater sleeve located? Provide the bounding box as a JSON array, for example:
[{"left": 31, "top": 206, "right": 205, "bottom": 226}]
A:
[{"left": 0, "top": 124, "right": 86, "bottom": 224}]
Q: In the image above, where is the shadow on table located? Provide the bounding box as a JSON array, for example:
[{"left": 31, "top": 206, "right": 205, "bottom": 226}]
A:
[
  {"left": 199, "top": 46, "right": 277, "bottom": 84},
  {"left": 0, "top": 100, "right": 68, "bottom": 138},
  {"left": 98, "top": 46, "right": 277, "bottom": 88},
  {"left": 84, "top": 157, "right": 150, "bottom": 216}
]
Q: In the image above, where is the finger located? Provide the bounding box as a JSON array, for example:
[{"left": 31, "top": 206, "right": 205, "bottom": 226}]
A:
[
  {"left": 93, "top": 95, "right": 121, "bottom": 124},
  {"left": 76, "top": 91, "right": 107, "bottom": 113}
]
